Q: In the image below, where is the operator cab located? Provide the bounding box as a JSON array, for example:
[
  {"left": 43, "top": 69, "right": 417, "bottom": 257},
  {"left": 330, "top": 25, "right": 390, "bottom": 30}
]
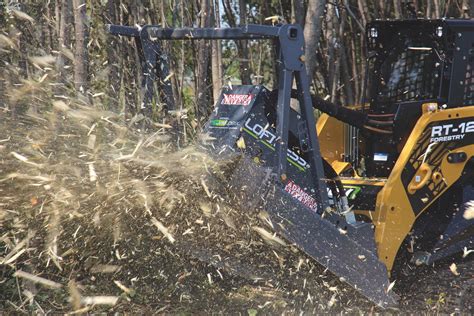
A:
[{"left": 361, "top": 19, "right": 474, "bottom": 177}]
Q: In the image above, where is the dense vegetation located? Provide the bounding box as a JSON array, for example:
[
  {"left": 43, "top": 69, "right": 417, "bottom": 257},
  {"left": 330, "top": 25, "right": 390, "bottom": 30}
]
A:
[{"left": 1, "top": 1, "right": 474, "bottom": 128}]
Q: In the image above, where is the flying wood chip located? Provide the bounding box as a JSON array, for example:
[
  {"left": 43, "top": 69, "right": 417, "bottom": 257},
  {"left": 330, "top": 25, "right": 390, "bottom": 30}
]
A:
[
  {"left": 463, "top": 201, "right": 474, "bottom": 220},
  {"left": 252, "top": 226, "right": 287, "bottom": 247},
  {"left": 14, "top": 270, "right": 62, "bottom": 289},
  {"left": 81, "top": 296, "right": 118, "bottom": 306},
  {"left": 462, "top": 247, "right": 473, "bottom": 258},
  {"left": 151, "top": 217, "right": 175, "bottom": 243},
  {"left": 10, "top": 9, "right": 35, "bottom": 23},
  {"left": 449, "top": 263, "right": 460, "bottom": 276},
  {"left": 236, "top": 136, "right": 246, "bottom": 149},
  {"left": 386, "top": 280, "right": 396, "bottom": 294}
]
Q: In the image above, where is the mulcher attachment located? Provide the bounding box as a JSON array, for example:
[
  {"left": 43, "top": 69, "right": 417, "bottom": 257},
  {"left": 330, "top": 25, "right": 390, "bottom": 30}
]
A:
[
  {"left": 107, "top": 22, "right": 399, "bottom": 308},
  {"left": 203, "top": 84, "right": 399, "bottom": 308}
]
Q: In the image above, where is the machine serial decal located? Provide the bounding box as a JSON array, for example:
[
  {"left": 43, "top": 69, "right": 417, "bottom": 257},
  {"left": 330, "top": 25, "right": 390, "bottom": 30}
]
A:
[
  {"left": 221, "top": 94, "right": 253, "bottom": 106},
  {"left": 430, "top": 121, "right": 474, "bottom": 142},
  {"left": 284, "top": 180, "right": 318, "bottom": 212},
  {"left": 243, "top": 118, "right": 309, "bottom": 171}
]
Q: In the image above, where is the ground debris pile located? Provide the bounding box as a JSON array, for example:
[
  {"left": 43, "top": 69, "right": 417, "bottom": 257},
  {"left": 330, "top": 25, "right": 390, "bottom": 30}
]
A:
[
  {"left": 0, "top": 98, "right": 369, "bottom": 314},
  {"left": 0, "top": 99, "right": 470, "bottom": 313}
]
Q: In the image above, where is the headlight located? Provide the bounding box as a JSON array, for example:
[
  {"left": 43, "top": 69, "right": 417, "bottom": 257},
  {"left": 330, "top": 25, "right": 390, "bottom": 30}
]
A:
[{"left": 369, "top": 27, "right": 378, "bottom": 38}]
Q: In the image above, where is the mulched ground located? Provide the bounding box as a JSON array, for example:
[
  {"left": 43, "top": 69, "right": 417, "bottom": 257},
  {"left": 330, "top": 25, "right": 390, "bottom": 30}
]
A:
[{"left": 0, "top": 101, "right": 471, "bottom": 314}]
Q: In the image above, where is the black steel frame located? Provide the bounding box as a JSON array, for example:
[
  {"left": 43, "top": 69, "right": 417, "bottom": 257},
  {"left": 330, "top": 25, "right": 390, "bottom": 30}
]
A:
[
  {"left": 107, "top": 23, "right": 329, "bottom": 212},
  {"left": 107, "top": 25, "right": 176, "bottom": 116}
]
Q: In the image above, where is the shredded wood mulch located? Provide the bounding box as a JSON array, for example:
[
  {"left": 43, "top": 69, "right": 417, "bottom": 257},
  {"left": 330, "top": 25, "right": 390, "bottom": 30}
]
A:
[{"left": 0, "top": 96, "right": 470, "bottom": 314}]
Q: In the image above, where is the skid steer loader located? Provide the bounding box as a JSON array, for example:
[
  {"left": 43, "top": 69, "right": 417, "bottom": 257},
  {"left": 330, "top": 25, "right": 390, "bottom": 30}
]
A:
[{"left": 107, "top": 19, "right": 473, "bottom": 308}]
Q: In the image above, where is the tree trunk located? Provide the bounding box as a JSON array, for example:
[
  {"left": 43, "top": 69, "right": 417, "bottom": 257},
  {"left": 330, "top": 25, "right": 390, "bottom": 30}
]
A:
[
  {"left": 57, "top": 0, "right": 72, "bottom": 83},
  {"left": 378, "top": 0, "right": 386, "bottom": 18},
  {"left": 118, "top": 1, "right": 134, "bottom": 116},
  {"left": 357, "top": 0, "right": 369, "bottom": 26},
  {"left": 157, "top": 0, "right": 180, "bottom": 114},
  {"left": 72, "top": 0, "right": 89, "bottom": 93},
  {"left": 223, "top": 0, "right": 251, "bottom": 84},
  {"left": 292, "top": 0, "right": 304, "bottom": 25},
  {"left": 18, "top": 28, "right": 28, "bottom": 80},
  {"left": 329, "top": 3, "right": 343, "bottom": 104},
  {"left": 411, "top": 0, "right": 419, "bottom": 16},
  {"left": 42, "top": 2, "right": 53, "bottom": 53},
  {"left": 259, "top": 0, "right": 278, "bottom": 87},
  {"left": 348, "top": 24, "right": 360, "bottom": 102},
  {"left": 55, "top": 2, "right": 60, "bottom": 46},
  {"left": 334, "top": 3, "right": 353, "bottom": 105},
  {"left": 238, "top": 0, "right": 251, "bottom": 84},
  {"left": 178, "top": 0, "right": 185, "bottom": 111},
  {"left": 426, "top": 0, "right": 432, "bottom": 18},
  {"left": 211, "top": 0, "right": 223, "bottom": 103},
  {"left": 324, "top": 3, "right": 337, "bottom": 101},
  {"left": 393, "top": 0, "right": 402, "bottom": 18},
  {"left": 196, "top": 0, "right": 211, "bottom": 122},
  {"left": 462, "top": 0, "right": 470, "bottom": 17},
  {"left": 433, "top": 0, "right": 441, "bottom": 18},
  {"left": 356, "top": 0, "right": 369, "bottom": 104},
  {"left": 105, "top": 0, "right": 120, "bottom": 111},
  {"left": 303, "top": 0, "right": 326, "bottom": 84}
]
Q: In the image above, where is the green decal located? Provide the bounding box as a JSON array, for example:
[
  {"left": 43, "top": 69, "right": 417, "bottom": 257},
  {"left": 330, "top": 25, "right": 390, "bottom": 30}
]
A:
[
  {"left": 211, "top": 119, "right": 228, "bottom": 127},
  {"left": 343, "top": 186, "right": 362, "bottom": 200}
]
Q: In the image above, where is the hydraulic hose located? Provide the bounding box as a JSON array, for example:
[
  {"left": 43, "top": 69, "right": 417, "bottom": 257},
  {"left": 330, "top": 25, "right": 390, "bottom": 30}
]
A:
[
  {"left": 310, "top": 95, "right": 369, "bottom": 130},
  {"left": 269, "top": 89, "right": 393, "bottom": 134}
]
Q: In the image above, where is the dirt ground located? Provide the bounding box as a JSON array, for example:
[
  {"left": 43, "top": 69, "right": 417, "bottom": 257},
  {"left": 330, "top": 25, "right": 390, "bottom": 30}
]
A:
[{"left": 0, "top": 103, "right": 472, "bottom": 314}]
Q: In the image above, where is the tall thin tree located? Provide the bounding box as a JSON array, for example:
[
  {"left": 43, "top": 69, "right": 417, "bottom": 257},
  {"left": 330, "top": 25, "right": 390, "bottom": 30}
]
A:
[
  {"left": 196, "top": 0, "right": 211, "bottom": 122},
  {"left": 211, "top": 0, "right": 223, "bottom": 103},
  {"left": 105, "top": 0, "right": 120, "bottom": 110},
  {"left": 57, "top": 0, "right": 72, "bottom": 83},
  {"left": 72, "top": 0, "right": 89, "bottom": 93},
  {"left": 303, "top": 0, "right": 326, "bottom": 85}
]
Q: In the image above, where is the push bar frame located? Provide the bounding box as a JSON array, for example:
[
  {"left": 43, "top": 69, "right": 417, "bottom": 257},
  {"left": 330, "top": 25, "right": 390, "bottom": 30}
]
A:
[{"left": 107, "top": 23, "right": 330, "bottom": 213}]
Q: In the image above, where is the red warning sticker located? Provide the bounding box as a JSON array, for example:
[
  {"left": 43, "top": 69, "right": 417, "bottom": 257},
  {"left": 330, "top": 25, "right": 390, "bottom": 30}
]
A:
[
  {"left": 284, "top": 180, "right": 318, "bottom": 212},
  {"left": 221, "top": 94, "right": 253, "bottom": 106}
]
